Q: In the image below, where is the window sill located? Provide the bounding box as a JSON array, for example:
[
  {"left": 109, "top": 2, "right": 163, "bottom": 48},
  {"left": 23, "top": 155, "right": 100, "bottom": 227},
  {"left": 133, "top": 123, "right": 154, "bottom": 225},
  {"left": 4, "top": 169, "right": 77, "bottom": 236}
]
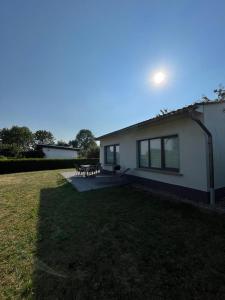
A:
[{"left": 135, "top": 168, "right": 183, "bottom": 176}]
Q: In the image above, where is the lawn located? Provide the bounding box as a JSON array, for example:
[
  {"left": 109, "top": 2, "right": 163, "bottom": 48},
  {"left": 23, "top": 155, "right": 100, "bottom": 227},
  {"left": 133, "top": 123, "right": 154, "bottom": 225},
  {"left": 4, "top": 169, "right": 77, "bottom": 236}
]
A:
[{"left": 1, "top": 170, "right": 225, "bottom": 299}]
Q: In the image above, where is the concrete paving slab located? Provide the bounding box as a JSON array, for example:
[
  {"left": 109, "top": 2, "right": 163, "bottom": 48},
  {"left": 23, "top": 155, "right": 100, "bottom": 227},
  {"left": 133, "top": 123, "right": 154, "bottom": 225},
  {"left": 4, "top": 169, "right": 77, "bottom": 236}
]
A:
[{"left": 61, "top": 171, "right": 128, "bottom": 192}]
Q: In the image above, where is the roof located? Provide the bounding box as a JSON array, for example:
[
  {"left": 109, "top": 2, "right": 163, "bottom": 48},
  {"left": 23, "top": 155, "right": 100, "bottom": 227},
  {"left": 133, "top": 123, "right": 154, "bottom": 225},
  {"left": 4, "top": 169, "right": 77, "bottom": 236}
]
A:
[
  {"left": 96, "top": 100, "right": 225, "bottom": 140},
  {"left": 37, "top": 144, "right": 79, "bottom": 151}
]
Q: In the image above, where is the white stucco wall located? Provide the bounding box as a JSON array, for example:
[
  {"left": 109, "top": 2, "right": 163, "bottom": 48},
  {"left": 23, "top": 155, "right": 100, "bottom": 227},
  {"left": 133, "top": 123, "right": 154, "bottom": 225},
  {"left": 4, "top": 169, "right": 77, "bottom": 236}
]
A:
[
  {"left": 42, "top": 148, "right": 78, "bottom": 159},
  {"left": 100, "top": 116, "right": 208, "bottom": 192},
  {"left": 202, "top": 102, "right": 225, "bottom": 189}
]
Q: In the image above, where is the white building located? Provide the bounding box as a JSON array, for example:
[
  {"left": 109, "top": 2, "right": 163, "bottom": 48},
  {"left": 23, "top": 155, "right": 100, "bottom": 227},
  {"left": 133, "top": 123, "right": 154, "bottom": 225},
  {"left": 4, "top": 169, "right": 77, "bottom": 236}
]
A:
[
  {"left": 38, "top": 145, "right": 79, "bottom": 159},
  {"left": 96, "top": 100, "right": 225, "bottom": 204}
]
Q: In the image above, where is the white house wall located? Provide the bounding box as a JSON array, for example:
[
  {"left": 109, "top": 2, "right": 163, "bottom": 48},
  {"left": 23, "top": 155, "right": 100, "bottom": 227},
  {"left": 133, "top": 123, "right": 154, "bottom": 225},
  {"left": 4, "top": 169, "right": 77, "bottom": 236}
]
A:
[
  {"left": 203, "top": 103, "right": 225, "bottom": 189},
  {"left": 100, "top": 116, "right": 208, "bottom": 192},
  {"left": 42, "top": 148, "right": 78, "bottom": 159}
]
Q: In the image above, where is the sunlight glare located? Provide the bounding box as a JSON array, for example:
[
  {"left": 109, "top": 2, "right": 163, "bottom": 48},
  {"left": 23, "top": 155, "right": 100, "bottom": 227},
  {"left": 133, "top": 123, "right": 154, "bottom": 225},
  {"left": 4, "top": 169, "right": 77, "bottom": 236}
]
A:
[{"left": 152, "top": 71, "right": 166, "bottom": 85}]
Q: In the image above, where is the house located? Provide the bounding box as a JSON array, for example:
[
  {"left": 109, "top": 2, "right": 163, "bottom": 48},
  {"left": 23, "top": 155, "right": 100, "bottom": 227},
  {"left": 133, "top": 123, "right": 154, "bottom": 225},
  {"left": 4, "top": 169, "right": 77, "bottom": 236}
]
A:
[
  {"left": 96, "top": 100, "right": 225, "bottom": 204},
  {"left": 37, "top": 144, "right": 79, "bottom": 159}
]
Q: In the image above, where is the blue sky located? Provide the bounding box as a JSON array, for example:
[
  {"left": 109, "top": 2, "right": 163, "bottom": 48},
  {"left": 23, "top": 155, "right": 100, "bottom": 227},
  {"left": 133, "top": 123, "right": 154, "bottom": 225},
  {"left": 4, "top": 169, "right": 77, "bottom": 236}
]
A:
[{"left": 0, "top": 0, "right": 225, "bottom": 141}]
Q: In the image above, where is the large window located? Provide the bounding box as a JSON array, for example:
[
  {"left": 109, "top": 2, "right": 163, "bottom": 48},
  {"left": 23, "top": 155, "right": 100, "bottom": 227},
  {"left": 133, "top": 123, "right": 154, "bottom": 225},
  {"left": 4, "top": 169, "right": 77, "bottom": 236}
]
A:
[
  {"left": 105, "top": 144, "right": 120, "bottom": 165},
  {"left": 138, "top": 135, "right": 179, "bottom": 171}
]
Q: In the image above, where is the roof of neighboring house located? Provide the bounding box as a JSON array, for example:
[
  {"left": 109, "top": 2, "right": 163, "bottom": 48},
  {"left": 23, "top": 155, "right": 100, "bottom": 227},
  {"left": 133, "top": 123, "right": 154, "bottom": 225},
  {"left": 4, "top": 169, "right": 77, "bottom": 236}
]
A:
[
  {"left": 96, "top": 100, "right": 225, "bottom": 140},
  {"left": 37, "top": 144, "right": 79, "bottom": 151}
]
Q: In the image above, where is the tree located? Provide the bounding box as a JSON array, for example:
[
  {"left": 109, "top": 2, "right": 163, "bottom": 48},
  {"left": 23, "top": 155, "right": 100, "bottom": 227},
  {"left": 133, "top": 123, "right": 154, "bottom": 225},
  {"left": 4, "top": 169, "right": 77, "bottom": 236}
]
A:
[
  {"left": 87, "top": 145, "right": 100, "bottom": 158},
  {"left": 73, "top": 129, "right": 97, "bottom": 157},
  {"left": 34, "top": 130, "right": 54, "bottom": 145},
  {"left": 0, "top": 126, "right": 33, "bottom": 151},
  {"left": 68, "top": 139, "right": 78, "bottom": 148},
  {"left": 57, "top": 140, "right": 68, "bottom": 146},
  {"left": 201, "top": 86, "right": 225, "bottom": 103},
  {"left": 214, "top": 87, "right": 225, "bottom": 101},
  {"left": 0, "top": 143, "right": 21, "bottom": 157}
]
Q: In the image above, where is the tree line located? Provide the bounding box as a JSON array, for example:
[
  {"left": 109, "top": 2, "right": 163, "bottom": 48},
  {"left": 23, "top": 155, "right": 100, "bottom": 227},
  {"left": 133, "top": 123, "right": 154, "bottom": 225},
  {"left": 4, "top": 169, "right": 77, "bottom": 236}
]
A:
[{"left": 0, "top": 127, "right": 99, "bottom": 158}]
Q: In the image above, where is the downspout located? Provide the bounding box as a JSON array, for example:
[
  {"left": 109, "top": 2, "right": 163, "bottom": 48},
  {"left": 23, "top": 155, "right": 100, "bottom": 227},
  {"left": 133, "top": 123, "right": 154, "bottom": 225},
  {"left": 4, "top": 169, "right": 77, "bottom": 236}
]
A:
[{"left": 190, "top": 112, "right": 215, "bottom": 205}]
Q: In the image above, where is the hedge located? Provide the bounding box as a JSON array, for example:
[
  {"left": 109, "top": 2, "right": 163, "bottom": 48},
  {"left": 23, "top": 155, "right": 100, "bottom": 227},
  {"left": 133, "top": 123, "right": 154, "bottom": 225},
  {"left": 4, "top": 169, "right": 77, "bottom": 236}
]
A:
[
  {"left": 0, "top": 158, "right": 99, "bottom": 174},
  {"left": 21, "top": 149, "right": 45, "bottom": 158}
]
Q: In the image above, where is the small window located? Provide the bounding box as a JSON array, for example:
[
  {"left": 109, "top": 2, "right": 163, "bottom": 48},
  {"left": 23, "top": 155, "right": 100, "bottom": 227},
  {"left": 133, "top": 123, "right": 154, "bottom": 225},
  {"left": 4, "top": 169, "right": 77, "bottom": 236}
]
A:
[
  {"left": 105, "top": 144, "right": 120, "bottom": 165},
  {"left": 164, "top": 136, "right": 179, "bottom": 169},
  {"left": 139, "top": 140, "right": 149, "bottom": 168}
]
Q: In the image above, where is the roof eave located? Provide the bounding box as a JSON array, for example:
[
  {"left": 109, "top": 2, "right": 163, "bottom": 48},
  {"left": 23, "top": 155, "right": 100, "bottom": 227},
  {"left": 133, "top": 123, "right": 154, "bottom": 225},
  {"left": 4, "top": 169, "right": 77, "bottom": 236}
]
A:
[{"left": 95, "top": 109, "right": 202, "bottom": 140}]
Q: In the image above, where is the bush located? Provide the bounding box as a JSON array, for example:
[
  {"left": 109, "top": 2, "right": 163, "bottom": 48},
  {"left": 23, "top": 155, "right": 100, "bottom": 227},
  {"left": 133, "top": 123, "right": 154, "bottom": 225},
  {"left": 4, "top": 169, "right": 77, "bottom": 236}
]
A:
[
  {"left": 22, "top": 149, "right": 45, "bottom": 158},
  {"left": 0, "top": 158, "right": 99, "bottom": 174},
  {"left": 0, "top": 143, "right": 21, "bottom": 157},
  {"left": 0, "top": 155, "right": 7, "bottom": 160}
]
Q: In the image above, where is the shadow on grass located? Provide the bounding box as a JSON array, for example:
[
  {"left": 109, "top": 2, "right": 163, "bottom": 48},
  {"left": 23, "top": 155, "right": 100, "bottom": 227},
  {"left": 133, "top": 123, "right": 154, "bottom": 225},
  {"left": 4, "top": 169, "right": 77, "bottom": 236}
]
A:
[{"left": 33, "top": 179, "right": 225, "bottom": 299}]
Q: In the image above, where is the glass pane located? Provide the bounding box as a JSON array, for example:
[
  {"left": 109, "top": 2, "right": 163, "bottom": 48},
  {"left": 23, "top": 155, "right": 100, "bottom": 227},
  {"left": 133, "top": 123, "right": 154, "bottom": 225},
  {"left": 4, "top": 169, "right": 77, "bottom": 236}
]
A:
[
  {"left": 164, "top": 137, "right": 179, "bottom": 169},
  {"left": 115, "top": 145, "right": 120, "bottom": 164},
  {"left": 139, "top": 140, "right": 149, "bottom": 167},
  {"left": 150, "top": 139, "right": 161, "bottom": 168},
  {"left": 106, "top": 146, "right": 114, "bottom": 164}
]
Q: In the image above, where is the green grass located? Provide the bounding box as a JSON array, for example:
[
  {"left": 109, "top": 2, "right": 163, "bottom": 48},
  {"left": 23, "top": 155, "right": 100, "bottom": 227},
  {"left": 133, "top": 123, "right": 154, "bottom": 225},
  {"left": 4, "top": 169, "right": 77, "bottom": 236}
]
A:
[{"left": 1, "top": 170, "right": 225, "bottom": 299}]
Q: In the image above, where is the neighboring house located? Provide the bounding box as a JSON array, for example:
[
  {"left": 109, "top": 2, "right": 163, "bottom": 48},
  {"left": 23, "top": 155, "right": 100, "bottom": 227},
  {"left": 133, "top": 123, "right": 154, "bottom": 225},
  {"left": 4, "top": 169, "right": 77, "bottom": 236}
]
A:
[
  {"left": 96, "top": 100, "right": 225, "bottom": 204},
  {"left": 37, "top": 144, "right": 79, "bottom": 159}
]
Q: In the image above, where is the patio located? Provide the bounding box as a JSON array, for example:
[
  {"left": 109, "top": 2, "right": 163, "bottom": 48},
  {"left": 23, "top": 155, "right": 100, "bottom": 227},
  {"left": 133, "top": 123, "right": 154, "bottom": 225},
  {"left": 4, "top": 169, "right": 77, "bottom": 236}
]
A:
[{"left": 61, "top": 171, "right": 129, "bottom": 192}]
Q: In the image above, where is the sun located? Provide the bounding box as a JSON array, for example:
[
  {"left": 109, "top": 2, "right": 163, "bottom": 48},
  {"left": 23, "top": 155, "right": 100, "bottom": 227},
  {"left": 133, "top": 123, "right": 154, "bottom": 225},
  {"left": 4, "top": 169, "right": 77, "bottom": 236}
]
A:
[{"left": 152, "top": 71, "right": 166, "bottom": 85}]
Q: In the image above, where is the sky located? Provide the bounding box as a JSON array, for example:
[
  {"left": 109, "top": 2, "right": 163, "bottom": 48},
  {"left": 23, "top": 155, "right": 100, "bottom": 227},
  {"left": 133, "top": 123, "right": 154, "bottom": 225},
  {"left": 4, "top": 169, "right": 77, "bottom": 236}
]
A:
[{"left": 0, "top": 0, "right": 225, "bottom": 141}]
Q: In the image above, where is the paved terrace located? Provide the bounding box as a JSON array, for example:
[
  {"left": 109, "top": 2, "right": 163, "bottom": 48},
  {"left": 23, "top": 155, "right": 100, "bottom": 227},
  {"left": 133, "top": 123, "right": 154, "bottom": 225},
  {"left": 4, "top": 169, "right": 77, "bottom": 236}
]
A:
[{"left": 61, "top": 171, "right": 129, "bottom": 192}]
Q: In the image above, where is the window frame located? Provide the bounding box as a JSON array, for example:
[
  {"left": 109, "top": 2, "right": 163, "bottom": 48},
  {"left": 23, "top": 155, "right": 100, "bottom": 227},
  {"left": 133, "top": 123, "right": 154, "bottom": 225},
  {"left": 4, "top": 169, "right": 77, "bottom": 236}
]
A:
[
  {"left": 137, "top": 135, "right": 179, "bottom": 172},
  {"left": 104, "top": 144, "right": 120, "bottom": 165}
]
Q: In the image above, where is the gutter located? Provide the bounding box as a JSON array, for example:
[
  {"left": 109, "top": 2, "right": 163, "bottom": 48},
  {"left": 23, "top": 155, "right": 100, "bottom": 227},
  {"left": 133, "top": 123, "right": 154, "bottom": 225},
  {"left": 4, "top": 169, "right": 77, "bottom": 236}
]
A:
[{"left": 190, "top": 112, "right": 215, "bottom": 205}]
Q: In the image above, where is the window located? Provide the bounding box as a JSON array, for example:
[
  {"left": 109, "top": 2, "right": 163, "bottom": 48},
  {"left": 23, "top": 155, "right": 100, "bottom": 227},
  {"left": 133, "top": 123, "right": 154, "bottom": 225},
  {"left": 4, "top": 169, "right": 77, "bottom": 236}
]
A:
[
  {"left": 139, "top": 140, "right": 149, "bottom": 167},
  {"left": 115, "top": 145, "right": 120, "bottom": 164},
  {"left": 138, "top": 135, "right": 179, "bottom": 172},
  {"left": 105, "top": 144, "right": 120, "bottom": 165},
  {"left": 164, "top": 137, "right": 179, "bottom": 169},
  {"left": 105, "top": 145, "right": 114, "bottom": 164},
  {"left": 150, "top": 139, "right": 161, "bottom": 168}
]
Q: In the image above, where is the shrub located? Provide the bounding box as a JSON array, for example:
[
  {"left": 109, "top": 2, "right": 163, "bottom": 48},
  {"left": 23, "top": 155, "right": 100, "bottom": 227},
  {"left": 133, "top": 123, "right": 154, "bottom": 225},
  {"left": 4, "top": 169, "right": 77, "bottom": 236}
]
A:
[
  {"left": 0, "top": 155, "right": 7, "bottom": 160},
  {"left": 0, "top": 158, "right": 99, "bottom": 174},
  {"left": 0, "top": 143, "right": 21, "bottom": 157},
  {"left": 22, "top": 149, "right": 45, "bottom": 158}
]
